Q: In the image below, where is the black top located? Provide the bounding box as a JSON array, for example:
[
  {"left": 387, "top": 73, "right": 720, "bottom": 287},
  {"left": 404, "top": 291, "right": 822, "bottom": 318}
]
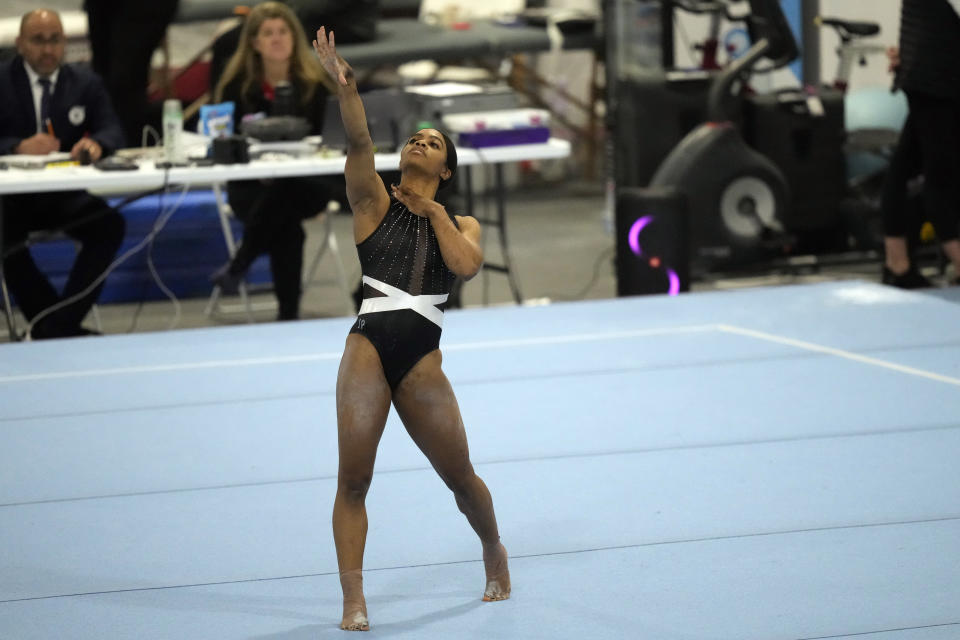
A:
[
  {"left": 897, "top": 0, "right": 960, "bottom": 101},
  {"left": 357, "top": 197, "right": 459, "bottom": 298},
  {"left": 0, "top": 56, "right": 125, "bottom": 155},
  {"left": 218, "top": 75, "right": 329, "bottom": 135}
]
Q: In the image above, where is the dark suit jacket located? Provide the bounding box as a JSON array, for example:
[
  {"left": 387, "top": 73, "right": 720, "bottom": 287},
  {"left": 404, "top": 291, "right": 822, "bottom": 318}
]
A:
[{"left": 0, "top": 56, "right": 125, "bottom": 156}]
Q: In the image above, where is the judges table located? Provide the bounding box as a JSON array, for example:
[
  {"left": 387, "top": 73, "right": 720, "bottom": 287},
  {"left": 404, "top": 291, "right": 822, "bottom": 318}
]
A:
[{"left": 0, "top": 138, "right": 570, "bottom": 337}]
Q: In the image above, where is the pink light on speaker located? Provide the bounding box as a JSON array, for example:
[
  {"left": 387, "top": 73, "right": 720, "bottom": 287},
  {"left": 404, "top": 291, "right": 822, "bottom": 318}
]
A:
[
  {"left": 666, "top": 269, "right": 680, "bottom": 296},
  {"left": 628, "top": 216, "right": 653, "bottom": 256}
]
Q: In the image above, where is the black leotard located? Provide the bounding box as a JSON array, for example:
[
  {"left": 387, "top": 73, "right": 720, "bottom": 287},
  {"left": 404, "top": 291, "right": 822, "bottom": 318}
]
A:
[{"left": 349, "top": 197, "right": 459, "bottom": 390}]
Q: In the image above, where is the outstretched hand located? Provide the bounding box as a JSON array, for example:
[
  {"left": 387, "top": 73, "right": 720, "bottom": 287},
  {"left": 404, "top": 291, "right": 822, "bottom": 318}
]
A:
[
  {"left": 391, "top": 183, "right": 441, "bottom": 218},
  {"left": 313, "top": 26, "right": 351, "bottom": 86}
]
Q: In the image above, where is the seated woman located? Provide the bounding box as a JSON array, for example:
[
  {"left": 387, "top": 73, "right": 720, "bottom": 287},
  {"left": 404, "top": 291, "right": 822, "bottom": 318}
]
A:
[
  {"left": 208, "top": 0, "right": 379, "bottom": 92},
  {"left": 211, "top": 1, "right": 341, "bottom": 320}
]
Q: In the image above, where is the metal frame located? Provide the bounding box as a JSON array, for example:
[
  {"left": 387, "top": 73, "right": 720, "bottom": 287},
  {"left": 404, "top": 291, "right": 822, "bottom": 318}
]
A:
[{"left": 204, "top": 184, "right": 354, "bottom": 319}]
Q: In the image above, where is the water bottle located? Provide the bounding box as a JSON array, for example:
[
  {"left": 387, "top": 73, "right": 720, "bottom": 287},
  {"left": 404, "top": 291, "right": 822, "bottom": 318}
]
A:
[{"left": 162, "top": 98, "right": 185, "bottom": 163}]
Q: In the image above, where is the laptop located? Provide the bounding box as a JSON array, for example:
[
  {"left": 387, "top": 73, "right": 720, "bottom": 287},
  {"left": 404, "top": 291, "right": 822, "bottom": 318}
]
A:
[{"left": 320, "top": 88, "right": 416, "bottom": 153}]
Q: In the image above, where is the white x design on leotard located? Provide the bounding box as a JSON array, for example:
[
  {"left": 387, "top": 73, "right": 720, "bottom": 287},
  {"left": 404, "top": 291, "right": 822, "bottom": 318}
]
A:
[{"left": 357, "top": 276, "right": 449, "bottom": 328}]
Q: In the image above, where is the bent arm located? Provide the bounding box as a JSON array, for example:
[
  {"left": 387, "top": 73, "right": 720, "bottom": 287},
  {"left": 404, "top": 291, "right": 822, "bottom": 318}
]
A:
[
  {"left": 432, "top": 211, "right": 484, "bottom": 280},
  {"left": 389, "top": 182, "right": 483, "bottom": 279}
]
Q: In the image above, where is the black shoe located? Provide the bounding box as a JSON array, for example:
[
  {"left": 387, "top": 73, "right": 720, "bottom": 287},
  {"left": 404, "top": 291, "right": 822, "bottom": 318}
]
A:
[
  {"left": 882, "top": 266, "right": 932, "bottom": 289},
  {"left": 68, "top": 326, "right": 102, "bottom": 337},
  {"left": 29, "top": 321, "right": 101, "bottom": 340},
  {"left": 28, "top": 319, "right": 66, "bottom": 340},
  {"left": 211, "top": 263, "right": 243, "bottom": 295}
]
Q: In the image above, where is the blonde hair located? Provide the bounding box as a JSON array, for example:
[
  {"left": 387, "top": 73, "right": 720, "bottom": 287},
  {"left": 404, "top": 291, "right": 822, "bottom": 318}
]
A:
[{"left": 215, "top": 1, "right": 335, "bottom": 106}]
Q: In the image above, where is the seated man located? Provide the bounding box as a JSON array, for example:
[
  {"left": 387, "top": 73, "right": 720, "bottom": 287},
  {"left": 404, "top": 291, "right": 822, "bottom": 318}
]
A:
[{"left": 0, "top": 9, "right": 126, "bottom": 339}]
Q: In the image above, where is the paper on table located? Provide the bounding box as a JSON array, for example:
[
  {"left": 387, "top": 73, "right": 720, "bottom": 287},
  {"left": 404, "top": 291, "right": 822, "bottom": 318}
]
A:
[
  {"left": 404, "top": 82, "right": 484, "bottom": 97},
  {"left": 0, "top": 152, "right": 71, "bottom": 169}
]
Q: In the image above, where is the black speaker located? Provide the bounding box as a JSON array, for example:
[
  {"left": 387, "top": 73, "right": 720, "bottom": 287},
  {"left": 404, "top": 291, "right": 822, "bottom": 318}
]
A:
[{"left": 615, "top": 187, "right": 689, "bottom": 296}]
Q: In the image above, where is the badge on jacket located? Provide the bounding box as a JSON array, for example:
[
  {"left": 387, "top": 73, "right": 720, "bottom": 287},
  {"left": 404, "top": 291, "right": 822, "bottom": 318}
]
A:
[{"left": 68, "top": 105, "right": 86, "bottom": 126}]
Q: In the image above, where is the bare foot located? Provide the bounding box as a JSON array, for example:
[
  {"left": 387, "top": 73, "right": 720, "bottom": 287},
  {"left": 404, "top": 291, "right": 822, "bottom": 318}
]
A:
[
  {"left": 482, "top": 542, "right": 511, "bottom": 601},
  {"left": 339, "top": 569, "right": 370, "bottom": 631}
]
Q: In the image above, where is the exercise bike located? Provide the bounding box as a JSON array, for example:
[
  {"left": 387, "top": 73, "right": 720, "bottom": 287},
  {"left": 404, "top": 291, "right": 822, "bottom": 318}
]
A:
[
  {"left": 615, "top": 0, "right": 799, "bottom": 295},
  {"left": 670, "top": 0, "right": 743, "bottom": 70}
]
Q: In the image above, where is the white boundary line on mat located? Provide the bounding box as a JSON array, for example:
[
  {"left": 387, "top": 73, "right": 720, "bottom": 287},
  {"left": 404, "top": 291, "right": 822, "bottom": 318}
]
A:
[
  {"left": 8, "top": 323, "right": 953, "bottom": 387},
  {"left": 717, "top": 324, "right": 960, "bottom": 388},
  {"left": 0, "top": 325, "right": 718, "bottom": 383}
]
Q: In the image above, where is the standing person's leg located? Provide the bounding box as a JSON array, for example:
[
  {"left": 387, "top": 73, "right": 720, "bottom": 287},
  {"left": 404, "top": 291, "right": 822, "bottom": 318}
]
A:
[
  {"left": 909, "top": 92, "right": 960, "bottom": 276},
  {"left": 84, "top": 0, "right": 115, "bottom": 82},
  {"left": 881, "top": 110, "right": 926, "bottom": 283},
  {"left": 209, "top": 23, "right": 243, "bottom": 93},
  {"left": 391, "top": 350, "right": 511, "bottom": 602},
  {"left": 96, "top": 0, "right": 179, "bottom": 146},
  {"left": 334, "top": 334, "right": 392, "bottom": 631}
]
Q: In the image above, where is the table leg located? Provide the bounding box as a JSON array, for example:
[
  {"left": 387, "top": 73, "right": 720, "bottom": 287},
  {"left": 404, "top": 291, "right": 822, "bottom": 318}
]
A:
[
  {"left": 472, "top": 164, "right": 523, "bottom": 305},
  {"left": 463, "top": 165, "right": 475, "bottom": 219},
  {"left": 494, "top": 164, "right": 523, "bottom": 304},
  {"left": 0, "top": 197, "right": 22, "bottom": 340}
]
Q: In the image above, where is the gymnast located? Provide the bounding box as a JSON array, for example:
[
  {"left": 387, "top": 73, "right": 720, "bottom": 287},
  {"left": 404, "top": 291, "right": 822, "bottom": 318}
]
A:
[{"left": 312, "top": 27, "right": 511, "bottom": 632}]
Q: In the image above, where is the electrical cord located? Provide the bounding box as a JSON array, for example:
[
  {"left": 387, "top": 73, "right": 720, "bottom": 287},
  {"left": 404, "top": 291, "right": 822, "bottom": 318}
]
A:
[
  {"left": 127, "top": 180, "right": 188, "bottom": 333},
  {"left": 124, "top": 280, "right": 149, "bottom": 333},
  {"left": 141, "top": 125, "right": 161, "bottom": 149},
  {"left": 464, "top": 136, "right": 612, "bottom": 304},
  {"left": 23, "top": 167, "right": 188, "bottom": 340},
  {"left": 544, "top": 244, "right": 615, "bottom": 301},
  {"left": 145, "top": 184, "right": 186, "bottom": 331}
]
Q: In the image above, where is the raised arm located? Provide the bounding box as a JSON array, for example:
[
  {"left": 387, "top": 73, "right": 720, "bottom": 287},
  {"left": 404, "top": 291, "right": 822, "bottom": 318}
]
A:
[{"left": 313, "top": 27, "right": 389, "bottom": 221}]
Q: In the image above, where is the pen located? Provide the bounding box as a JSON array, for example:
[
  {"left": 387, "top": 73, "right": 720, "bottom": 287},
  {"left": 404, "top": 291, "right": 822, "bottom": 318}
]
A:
[{"left": 46, "top": 118, "right": 54, "bottom": 137}]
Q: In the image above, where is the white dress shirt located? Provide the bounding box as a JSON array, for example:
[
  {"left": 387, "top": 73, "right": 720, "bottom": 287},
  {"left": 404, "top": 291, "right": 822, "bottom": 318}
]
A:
[{"left": 23, "top": 62, "right": 60, "bottom": 135}]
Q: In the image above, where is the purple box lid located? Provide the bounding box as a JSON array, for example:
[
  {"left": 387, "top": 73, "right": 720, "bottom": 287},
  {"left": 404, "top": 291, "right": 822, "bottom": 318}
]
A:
[{"left": 456, "top": 127, "right": 551, "bottom": 148}]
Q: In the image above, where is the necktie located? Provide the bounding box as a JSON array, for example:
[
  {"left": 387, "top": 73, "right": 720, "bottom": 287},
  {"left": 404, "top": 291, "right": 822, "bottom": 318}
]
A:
[{"left": 38, "top": 77, "right": 51, "bottom": 133}]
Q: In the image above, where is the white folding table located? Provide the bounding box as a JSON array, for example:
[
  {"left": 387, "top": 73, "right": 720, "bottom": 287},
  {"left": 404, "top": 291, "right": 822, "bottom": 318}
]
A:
[{"left": 0, "top": 138, "right": 571, "bottom": 338}]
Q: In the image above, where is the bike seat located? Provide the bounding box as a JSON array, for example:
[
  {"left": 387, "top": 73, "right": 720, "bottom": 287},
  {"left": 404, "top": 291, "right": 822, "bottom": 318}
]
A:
[{"left": 819, "top": 17, "right": 881, "bottom": 38}]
